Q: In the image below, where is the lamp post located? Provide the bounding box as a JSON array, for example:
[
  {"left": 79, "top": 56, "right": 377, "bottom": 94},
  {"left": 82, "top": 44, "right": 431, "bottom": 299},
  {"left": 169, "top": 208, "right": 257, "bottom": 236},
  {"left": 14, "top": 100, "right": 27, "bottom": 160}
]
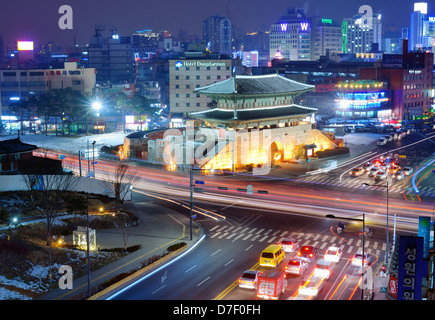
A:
[
  {"left": 92, "top": 101, "right": 102, "bottom": 133},
  {"left": 362, "top": 181, "right": 389, "bottom": 265}
]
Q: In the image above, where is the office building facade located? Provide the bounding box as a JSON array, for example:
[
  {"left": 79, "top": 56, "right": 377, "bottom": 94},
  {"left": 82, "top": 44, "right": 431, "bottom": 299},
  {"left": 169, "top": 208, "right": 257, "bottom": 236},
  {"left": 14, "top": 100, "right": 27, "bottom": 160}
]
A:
[
  {"left": 0, "top": 62, "right": 96, "bottom": 116},
  {"left": 269, "top": 7, "right": 311, "bottom": 61},
  {"left": 169, "top": 59, "right": 232, "bottom": 119},
  {"left": 342, "top": 11, "right": 382, "bottom": 54},
  {"left": 87, "top": 31, "right": 135, "bottom": 84}
]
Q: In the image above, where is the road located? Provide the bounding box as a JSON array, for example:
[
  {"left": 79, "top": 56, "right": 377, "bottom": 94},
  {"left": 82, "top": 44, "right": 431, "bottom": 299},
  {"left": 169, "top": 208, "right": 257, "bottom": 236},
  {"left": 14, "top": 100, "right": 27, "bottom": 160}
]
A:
[{"left": 33, "top": 129, "right": 435, "bottom": 300}]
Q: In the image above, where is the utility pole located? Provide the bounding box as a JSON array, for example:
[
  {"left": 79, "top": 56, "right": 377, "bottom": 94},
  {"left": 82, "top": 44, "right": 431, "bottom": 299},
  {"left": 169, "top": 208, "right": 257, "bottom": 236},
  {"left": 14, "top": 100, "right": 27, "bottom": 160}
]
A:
[{"left": 189, "top": 165, "right": 193, "bottom": 241}]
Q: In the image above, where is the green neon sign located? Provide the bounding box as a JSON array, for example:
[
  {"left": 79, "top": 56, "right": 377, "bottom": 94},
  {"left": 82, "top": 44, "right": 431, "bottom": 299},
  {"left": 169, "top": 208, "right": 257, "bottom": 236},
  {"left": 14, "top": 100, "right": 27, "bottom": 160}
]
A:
[{"left": 322, "top": 19, "right": 332, "bottom": 24}]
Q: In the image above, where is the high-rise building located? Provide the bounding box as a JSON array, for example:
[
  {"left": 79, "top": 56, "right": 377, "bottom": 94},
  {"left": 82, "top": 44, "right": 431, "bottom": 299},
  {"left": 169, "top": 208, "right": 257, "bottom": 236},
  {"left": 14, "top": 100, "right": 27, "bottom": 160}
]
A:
[
  {"left": 342, "top": 11, "right": 382, "bottom": 54},
  {"left": 202, "top": 15, "right": 232, "bottom": 56},
  {"left": 409, "top": 2, "right": 435, "bottom": 51},
  {"left": 269, "top": 7, "right": 311, "bottom": 61},
  {"left": 169, "top": 58, "right": 232, "bottom": 121},
  {"left": 87, "top": 27, "right": 134, "bottom": 84},
  {"left": 310, "top": 18, "right": 343, "bottom": 61}
]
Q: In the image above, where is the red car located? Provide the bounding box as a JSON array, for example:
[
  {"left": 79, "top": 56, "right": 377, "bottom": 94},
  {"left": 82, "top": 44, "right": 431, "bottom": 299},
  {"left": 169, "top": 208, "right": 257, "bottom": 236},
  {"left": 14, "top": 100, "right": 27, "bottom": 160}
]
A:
[{"left": 297, "top": 246, "right": 317, "bottom": 262}]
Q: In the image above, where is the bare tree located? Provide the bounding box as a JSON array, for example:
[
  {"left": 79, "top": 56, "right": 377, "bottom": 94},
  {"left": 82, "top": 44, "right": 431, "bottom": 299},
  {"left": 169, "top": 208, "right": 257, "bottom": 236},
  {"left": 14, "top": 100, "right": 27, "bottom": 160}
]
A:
[
  {"left": 106, "top": 163, "right": 139, "bottom": 214},
  {"left": 38, "top": 174, "right": 78, "bottom": 246}
]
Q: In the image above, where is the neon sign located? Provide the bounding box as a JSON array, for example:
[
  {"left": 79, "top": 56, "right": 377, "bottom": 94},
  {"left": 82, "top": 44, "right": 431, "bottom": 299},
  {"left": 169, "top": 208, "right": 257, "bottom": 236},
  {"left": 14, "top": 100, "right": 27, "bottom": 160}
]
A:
[
  {"left": 280, "top": 23, "right": 288, "bottom": 32},
  {"left": 322, "top": 19, "right": 332, "bottom": 24},
  {"left": 300, "top": 22, "right": 309, "bottom": 31},
  {"left": 429, "top": 17, "right": 435, "bottom": 22}
]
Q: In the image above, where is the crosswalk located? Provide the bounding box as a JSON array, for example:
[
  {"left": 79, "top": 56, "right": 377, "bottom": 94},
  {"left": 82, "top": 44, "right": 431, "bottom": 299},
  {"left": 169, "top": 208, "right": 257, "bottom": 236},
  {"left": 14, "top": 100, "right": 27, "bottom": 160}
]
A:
[
  {"left": 208, "top": 225, "right": 387, "bottom": 256},
  {"left": 298, "top": 173, "right": 426, "bottom": 195}
]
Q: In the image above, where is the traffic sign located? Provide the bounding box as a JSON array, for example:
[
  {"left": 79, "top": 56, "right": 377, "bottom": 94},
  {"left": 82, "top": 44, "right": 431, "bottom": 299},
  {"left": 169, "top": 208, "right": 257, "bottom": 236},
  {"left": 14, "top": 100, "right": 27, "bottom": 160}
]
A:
[
  {"left": 247, "top": 185, "right": 253, "bottom": 195},
  {"left": 193, "top": 187, "right": 203, "bottom": 193},
  {"left": 58, "top": 154, "right": 65, "bottom": 160},
  {"left": 398, "top": 155, "right": 406, "bottom": 159},
  {"left": 195, "top": 180, "right": 204, "bottom": 185}
]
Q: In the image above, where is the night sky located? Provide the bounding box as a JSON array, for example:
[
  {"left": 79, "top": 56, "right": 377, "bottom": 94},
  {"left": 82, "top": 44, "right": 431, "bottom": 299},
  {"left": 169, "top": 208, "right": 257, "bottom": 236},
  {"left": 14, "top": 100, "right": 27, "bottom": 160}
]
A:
[{"left": 0, "top": 0, "right": 425, "bottom": 49}]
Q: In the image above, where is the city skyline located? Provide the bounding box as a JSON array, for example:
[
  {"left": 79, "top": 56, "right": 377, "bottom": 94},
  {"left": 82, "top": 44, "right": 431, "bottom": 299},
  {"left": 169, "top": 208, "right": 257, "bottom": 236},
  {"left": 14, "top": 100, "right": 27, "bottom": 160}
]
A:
[{"left": 0, "top": 0, "right": 427, "bottom": 49}]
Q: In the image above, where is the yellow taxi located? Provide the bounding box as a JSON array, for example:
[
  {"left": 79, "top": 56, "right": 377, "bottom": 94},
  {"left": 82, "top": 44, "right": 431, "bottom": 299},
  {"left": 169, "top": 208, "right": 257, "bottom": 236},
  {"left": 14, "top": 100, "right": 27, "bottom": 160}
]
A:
[{"left": 259, "top": 244, "right": 285, "bottom": 267}]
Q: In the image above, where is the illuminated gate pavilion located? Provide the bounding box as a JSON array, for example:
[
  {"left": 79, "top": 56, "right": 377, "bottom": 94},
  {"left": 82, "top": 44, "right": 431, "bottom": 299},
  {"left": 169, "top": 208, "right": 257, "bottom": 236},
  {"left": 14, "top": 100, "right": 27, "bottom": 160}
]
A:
[{"left": 189, "top": 73, "right": 338, "bottom": 173}]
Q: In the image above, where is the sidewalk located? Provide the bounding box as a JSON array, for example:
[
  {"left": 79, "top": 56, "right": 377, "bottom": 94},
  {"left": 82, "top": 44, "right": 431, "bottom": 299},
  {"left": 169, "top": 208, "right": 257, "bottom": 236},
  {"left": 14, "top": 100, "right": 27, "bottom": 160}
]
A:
[{"left": 38, "top": 200, "right": 204, "bottom": 300}]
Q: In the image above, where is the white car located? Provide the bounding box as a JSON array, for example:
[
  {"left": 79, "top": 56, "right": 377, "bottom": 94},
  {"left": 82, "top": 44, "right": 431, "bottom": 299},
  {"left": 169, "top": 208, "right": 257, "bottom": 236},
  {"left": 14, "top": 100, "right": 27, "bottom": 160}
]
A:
[
  {"left": 402, "top": 167, "right": 414, "bottom": 176},
  {"left": 351, "top": 252, "right": 373, "bottom": 267},
  {"left": 313, "top": 260, "right": 335, "bottom": 280},
  {"left": 298, "top": 276, "right": 324, "bottom": 298},
  {"left": 238, "top": 270, "right": 262, "bottom": 289},
  {"left": 367, "top": 167, "right": 380, "bottom": 177},
  {"left": 362, "top": 162, "right": 374, "bottom": 171},
  {"left": 375, "top": 170, "right": 388, "bottom": 180},
  {"left": 285, "top": 258, "right": 308, "bottom": 276},
  {"left": 279, "top": 238, "right": 300, "bottom": 253},
  {"left": 376, "top": 138, "right": 387, "bottom": 146},
  {"left": 393, "top": 171, "right": 404, "bottom": 181},
  {"left": 324, "top": 246, "right": 343, "bottom": 263}
]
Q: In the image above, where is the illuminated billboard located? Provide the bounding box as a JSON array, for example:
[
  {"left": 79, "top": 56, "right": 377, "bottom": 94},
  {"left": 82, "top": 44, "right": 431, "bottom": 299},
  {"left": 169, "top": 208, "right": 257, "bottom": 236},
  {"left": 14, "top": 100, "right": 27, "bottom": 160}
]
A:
[{"left": 17, "top": 41, "right": 34, "bottom": 51}]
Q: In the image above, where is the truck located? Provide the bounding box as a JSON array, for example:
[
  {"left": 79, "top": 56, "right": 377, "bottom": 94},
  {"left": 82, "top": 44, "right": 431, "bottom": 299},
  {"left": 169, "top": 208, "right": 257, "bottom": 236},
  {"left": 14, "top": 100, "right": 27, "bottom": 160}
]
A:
[{"left": 256, "top": 270, "right": 287, "bottom": 300}]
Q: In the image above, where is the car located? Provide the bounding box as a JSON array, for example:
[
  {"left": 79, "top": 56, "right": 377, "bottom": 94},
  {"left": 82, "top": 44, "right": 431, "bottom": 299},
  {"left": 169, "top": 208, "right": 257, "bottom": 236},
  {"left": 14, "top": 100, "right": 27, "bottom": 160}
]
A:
[
  {"left": 402, "top": 167, "right": 414, "bottom": 176},
  {"left": 393, "top": 171, "right": 404, "bottom": 181},
  {"left": 362, "top": 162, "right": 374, "bottom": 171},
  {"left": 384, "top": 135, "right": 393, "bottom": 142},
  {"left": 377, "top": 137, "right": 387, "bottom": 146},
  {"left": 297, "top": 246, "right": 318, "bottom": 262},
  {"left": 379, "top": 162, "right": 391, "bottom": 172},
  {"left": 298, "top": 276, "right": 324, "bottom": 298},
  {"left": 351, "top": 252, "right": 373, "bottom": 267},
  {"left": 375, "top": 170, "right": 388, "bottom": 180},
  {"left": 238, "top": 270, "right": 262, "bottom": 289},
  {"left": 285, "top": 258, "right": 308, "bottom": 276},
  {"left": 279, "top": 238, "right": 300, "bottom": 253},
  {"left": 388, "top": 165, "right": 400, "bottom": 174},
  {"left": 349, "top": 167, "right": 365, "bottom": 177},
  {"left": 371, "top": 158, "right": 383, "bottom": 167},
  {"left": 368, "top": 167, "right": 380, "bottom": 177},
  {"left": 324, "top": 246, "right": 343, "bottom": 263},
  {"left": 313, "top": 259, "right": 335, "bottom": 279},
  {"left": 389, "top": 132, "right": 398, "bottom": 141}
]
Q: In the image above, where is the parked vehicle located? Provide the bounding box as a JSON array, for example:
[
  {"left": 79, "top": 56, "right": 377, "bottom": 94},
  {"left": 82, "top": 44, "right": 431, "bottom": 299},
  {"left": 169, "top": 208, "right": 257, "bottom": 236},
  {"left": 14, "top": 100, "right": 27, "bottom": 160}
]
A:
[{"left": 256, "top": 270, "right": 287, "bottom": 300}]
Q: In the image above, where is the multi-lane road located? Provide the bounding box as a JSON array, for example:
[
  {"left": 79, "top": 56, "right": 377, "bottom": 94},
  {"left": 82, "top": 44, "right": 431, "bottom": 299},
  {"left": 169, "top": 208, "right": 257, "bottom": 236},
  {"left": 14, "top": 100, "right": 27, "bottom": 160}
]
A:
[{"left": 36, "top": 129, "right": 435, "bottom": 300}]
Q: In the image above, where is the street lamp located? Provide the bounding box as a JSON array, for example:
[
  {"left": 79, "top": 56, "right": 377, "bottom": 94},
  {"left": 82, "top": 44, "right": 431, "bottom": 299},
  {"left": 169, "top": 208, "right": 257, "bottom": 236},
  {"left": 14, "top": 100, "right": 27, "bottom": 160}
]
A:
[
  {"left": 362, "top": 181, "right": 389, "bottom": 266},
  {"left": 92, "top": 101, "right": 102, "bottom": 133}
]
